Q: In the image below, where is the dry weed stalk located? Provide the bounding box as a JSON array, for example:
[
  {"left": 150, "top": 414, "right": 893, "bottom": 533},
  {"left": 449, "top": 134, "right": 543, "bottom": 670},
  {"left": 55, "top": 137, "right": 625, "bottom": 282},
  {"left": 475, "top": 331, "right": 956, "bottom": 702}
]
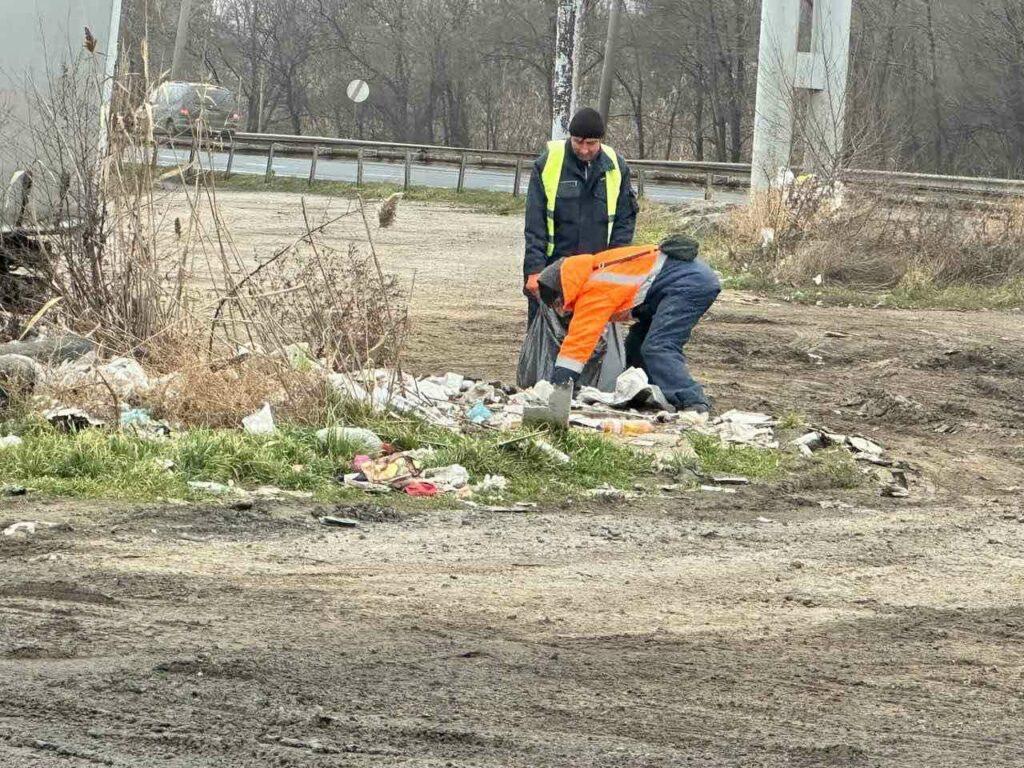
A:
[
  {"left": 5, "top": 45, "right": 411, "bottom": 427},
  {"left": 725, "top": 178, "right": 1024, "bottom": 291}
]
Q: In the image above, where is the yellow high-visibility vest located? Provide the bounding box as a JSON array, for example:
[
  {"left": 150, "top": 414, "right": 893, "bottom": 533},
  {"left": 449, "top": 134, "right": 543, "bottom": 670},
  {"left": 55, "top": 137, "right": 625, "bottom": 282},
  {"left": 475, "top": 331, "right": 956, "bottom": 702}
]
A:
[{"left": 540, "top": 140, "right": 622, "bottom": 258}]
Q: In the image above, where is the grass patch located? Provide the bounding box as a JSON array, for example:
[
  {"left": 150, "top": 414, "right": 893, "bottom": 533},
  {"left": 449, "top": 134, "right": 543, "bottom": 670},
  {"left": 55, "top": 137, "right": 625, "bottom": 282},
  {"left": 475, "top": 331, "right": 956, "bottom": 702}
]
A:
[
  {"left": 783, "top": 448, "right": 866, "bottom": 492},
  {"left": 0, "top": 400, "right": 644, "bottom": 503},
  {"left": 688, "top": 433, "right": 789, "bottom": 480},
  {"left": 324, "top": 398, "right": 640, "bottom": 502},
  {"left": 200, "top": 168, "right": 526, "bottom": 216}
]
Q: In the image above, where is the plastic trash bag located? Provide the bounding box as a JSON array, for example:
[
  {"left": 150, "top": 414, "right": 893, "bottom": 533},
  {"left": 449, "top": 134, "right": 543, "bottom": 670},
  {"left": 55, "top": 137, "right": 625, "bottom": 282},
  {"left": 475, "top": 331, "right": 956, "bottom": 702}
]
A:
[{"left": 517, "top": 303, "right": 625, "bottom": 391}]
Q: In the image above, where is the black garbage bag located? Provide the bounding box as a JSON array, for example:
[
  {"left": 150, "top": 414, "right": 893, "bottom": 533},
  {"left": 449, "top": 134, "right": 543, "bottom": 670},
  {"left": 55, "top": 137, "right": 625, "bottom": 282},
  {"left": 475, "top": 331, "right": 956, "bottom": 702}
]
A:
[{"left": 517, "top": 303, "right": 625, "bottom": 390}]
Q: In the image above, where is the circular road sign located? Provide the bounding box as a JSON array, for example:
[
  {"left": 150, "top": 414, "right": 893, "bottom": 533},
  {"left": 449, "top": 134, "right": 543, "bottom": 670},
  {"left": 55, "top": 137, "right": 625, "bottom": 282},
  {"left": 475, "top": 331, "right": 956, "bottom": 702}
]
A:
[{"left": 347, "top": 79, "right": 370, "bottom": 104}]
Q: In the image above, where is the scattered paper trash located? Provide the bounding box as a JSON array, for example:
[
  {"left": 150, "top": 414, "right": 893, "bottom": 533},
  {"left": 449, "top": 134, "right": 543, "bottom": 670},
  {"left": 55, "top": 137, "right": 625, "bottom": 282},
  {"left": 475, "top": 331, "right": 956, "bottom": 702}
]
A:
[
  {"left": 700, "top": 410, "right": 777, "bottom": 449},
  {"left": 577, "top": 368, "right": 673, "bottom": 412},
  {"left": 0, "top": 435, "right": 23, "bottom": 450},
  {"left": 699, "top": 485, "right": 737, "bottom": 494},
  {"left": 242, "top": 403, "right": 275, "bottom": 435}
]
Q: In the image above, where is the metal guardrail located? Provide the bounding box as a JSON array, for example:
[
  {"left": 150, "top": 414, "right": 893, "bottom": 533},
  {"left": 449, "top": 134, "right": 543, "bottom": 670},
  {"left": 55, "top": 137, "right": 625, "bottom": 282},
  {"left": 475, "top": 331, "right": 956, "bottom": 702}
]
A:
[{"left": 166, "top": 131, "right": 1024, "bottom": 200}]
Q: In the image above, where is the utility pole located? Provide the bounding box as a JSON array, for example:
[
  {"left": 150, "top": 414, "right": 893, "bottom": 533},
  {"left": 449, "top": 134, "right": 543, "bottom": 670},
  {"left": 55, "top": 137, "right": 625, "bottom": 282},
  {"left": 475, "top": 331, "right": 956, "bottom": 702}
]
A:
[
  {"left": 551, "top": 0, "right": 585, "bottom": 140},
  {"left": 171, "top": 0, "right": 194, "bottom": 81},
  {"left": 750, "top": 0, "right": 801, "bottom": 191},
  {"left": 750, "top": 0, "right": 853, "bottom": 192},
  {"left": 597, "top": 0, "right": 623, "bottom": 126}
]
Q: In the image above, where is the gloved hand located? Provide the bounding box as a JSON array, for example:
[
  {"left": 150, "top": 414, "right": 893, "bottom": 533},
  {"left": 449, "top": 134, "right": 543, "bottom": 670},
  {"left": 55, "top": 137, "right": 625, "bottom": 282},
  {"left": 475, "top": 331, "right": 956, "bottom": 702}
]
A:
[
  {"left": 550, "top": 365, "right": 578, "bottom": 386},
  {"left": 524, "top": 273, "right": 541, "bottom": 299}
]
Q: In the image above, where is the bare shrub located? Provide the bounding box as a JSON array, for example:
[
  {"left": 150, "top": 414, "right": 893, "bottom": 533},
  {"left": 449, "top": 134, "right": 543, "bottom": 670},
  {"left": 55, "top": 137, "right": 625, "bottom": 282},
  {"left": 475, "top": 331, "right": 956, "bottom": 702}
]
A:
[
  {"left": 6, "top": 43, "right": 411, "bottom": 428},
  {"left": 724, "top": 183, "right": 1024, "bottom": 292}
]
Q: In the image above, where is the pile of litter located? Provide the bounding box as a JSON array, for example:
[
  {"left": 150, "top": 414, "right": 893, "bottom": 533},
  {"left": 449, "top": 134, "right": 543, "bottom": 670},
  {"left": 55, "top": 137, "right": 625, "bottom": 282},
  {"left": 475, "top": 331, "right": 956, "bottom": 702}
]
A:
[{"left": 0, "top": 335, "right": 916, "bottom": 500}]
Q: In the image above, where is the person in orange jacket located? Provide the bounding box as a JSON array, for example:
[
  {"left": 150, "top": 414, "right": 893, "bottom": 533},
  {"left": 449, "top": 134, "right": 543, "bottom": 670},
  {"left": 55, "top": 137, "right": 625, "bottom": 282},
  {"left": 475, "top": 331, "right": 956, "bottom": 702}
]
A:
[{"left": 536, "top": 235, "right": 720, "bottom": 413}]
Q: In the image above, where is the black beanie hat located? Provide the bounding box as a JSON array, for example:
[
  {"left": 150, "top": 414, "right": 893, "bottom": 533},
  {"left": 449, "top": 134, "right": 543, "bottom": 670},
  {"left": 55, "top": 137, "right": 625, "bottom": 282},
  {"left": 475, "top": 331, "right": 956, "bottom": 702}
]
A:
[
  {"left": 659, "top": 234, "right": 700, "bottom": 262},
  {"left": 568, "top": 107, "right": 605, "bottom": 139}
]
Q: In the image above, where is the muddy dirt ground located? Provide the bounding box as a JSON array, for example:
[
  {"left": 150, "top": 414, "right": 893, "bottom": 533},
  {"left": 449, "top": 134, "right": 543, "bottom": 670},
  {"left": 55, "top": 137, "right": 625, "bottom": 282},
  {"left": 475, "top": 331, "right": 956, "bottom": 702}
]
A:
[{"left": 2, "top": 193, "right": 1023, "bottom": 766}]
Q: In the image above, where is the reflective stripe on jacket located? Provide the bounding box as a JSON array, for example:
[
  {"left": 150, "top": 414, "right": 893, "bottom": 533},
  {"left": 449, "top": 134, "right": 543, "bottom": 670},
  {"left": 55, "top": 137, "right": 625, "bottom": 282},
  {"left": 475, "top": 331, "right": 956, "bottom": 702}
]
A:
[{"left": 555, "top": 245, "right": 667, "bottom": 373}]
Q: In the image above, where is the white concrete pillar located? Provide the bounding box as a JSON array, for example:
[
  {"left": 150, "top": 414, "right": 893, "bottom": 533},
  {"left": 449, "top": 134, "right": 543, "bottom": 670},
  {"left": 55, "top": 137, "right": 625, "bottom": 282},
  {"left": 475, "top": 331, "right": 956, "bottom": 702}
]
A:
[
  {"left": 750, "top": 0, "right": 802, "bottom": 191},
  {"left": 803, "top": 0, "right": 854, "bottom": 176}
]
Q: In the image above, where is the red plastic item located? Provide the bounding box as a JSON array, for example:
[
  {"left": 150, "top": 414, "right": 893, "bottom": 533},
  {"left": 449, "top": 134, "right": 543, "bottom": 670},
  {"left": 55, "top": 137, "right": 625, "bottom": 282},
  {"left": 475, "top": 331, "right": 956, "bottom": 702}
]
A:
[{"left": 403, "top": 481, "right": 439, "bottom": 497}]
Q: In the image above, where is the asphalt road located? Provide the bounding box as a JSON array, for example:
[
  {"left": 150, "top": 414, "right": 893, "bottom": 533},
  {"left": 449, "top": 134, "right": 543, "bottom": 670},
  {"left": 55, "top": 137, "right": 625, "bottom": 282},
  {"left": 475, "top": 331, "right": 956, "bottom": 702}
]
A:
[{"left": 158, "top": 147, "right": 746, "bottom": 205}]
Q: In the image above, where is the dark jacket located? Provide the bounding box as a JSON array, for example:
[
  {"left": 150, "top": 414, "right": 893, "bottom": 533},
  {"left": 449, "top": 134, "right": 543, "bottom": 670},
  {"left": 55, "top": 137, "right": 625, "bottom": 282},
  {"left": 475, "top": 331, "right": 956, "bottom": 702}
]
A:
[{"left": 523, "top": 141, "right": 638, "bottom": 277}]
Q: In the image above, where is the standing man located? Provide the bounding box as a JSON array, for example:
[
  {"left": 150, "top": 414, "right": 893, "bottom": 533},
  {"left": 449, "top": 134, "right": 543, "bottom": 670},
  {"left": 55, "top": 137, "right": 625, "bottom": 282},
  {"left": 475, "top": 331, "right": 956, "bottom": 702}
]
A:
[{"left": 523, "top": 107, "right": 638, "bottom": 321}]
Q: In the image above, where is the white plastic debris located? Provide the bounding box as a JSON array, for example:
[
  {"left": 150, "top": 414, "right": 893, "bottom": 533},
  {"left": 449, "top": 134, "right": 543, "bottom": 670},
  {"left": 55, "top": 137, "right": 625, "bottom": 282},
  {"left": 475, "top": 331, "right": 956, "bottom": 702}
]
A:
[
  {"left": 317, "top": 426, "right": 383, "bottom": 454},
  {"left": 700, "top": 410, "right": 777, "bottom": 449},
  {"left": 188, "top": 481, "right": 236, "bottom": 495},
  {"left": 849, "top": 436, "right": 884, "bottom": 456},
  {"left": 577, "top": 368, "right": 671, "bottom": 411},
  {"left": 2, "top": 520, "right": 38, "bottom": 536},
  {"left": 327, "top": 373, "right": 370, "bottom": 401},
  {"left": 411, "top": 378, "right": 450, "bottom": 404},
  {"left": 473, "top": 475, "right": 508, "bottom": 494},
  {"left": 791, "top": 432, "right": 825, "bottom": 456},
  {"left": 462, "top": 382, "right": 499, "bottom": 405},
  {"left": 534, "top": 439, "right": 571, "bottom": 464},
  {"left": 423, "top": 464, "right": 470, "bottom": 490},
  {"left": 443, "top": 372, "right": 466, "bottom": 396},
  {"left": 699, "top": 485, "right": 737, "bottom": 494},
  {"left": 0, "top": 435, "right": 23, "bottom": 450},
  {"left": 100, "top": 357, "right": 151, "bottom": 398},
  {"left": 242, "top": 403, "right": 275, "bottom": 435}
]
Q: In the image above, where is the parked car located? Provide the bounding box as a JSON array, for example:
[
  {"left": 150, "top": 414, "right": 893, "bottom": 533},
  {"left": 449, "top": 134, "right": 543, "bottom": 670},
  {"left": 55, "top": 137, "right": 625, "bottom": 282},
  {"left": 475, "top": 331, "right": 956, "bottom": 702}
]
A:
[{"left": 145, "top": 81, "right": 241, "bottom": 137}]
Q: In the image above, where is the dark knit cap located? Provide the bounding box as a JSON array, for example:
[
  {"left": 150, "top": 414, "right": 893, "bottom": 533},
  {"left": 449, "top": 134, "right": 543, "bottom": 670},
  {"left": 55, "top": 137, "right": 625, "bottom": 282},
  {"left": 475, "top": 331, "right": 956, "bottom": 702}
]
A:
[
  {"left": 659, "top": 234, "right": 700, "bottom": 262},
  {"left": 568, "top": 107, "right": 605, "bottom": 139}
]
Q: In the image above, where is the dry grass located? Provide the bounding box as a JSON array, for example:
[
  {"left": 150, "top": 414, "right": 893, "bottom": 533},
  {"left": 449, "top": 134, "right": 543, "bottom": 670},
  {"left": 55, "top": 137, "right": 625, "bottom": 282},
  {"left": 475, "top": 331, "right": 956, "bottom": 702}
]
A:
[
  {"left": 3, "top": 48, "right": 408, "bottom": 431},
  {"left": 721, "top": 183, "right": 1024, "bottom": 295}
]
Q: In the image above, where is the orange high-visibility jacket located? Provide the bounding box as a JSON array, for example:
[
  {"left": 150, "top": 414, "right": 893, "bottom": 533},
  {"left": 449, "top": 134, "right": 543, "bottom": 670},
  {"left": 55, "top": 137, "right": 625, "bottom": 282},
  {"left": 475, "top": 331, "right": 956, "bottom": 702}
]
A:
[{"left": 555, "top": 244, "right": 667, "bottom": 374}]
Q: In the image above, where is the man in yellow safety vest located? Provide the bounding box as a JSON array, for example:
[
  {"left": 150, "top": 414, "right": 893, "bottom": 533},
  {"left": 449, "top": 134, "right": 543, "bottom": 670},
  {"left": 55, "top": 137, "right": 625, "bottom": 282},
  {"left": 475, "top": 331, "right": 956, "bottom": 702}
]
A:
[{"left": 522, "top": 107, "right": 638, "bottom": 323}]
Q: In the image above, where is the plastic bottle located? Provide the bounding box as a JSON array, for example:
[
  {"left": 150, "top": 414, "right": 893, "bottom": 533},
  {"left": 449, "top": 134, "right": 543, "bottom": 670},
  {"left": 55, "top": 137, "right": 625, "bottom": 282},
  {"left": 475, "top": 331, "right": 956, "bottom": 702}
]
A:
[{"left": 601, "top": 419, "right": 655, "bottom": 435}]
